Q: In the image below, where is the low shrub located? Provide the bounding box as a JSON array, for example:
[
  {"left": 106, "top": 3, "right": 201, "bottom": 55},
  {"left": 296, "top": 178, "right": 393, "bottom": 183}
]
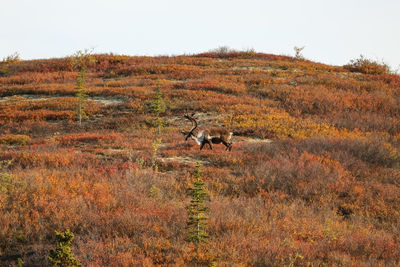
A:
[
  {"left": 344, "top": 55, "right": 390, "bottom": 75},
  {"left": 0, "top": 134, "right": 31, "bottom": 145}
]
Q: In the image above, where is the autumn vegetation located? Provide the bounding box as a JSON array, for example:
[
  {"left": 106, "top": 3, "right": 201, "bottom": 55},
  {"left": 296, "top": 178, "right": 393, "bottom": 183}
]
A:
[{"left": 0, "top": 49, "right": 399, "bottom": 266}]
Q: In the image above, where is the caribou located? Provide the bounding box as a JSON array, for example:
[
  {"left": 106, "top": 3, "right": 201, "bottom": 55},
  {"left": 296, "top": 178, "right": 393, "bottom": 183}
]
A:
[{"left": 181, "top": 113, "right": 233, "bottom": 151}]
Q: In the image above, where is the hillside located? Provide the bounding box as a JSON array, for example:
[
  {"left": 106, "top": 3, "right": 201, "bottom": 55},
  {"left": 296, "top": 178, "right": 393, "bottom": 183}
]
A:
[{"left": 1, "top": 51, "right": 399, "bottom": 266}]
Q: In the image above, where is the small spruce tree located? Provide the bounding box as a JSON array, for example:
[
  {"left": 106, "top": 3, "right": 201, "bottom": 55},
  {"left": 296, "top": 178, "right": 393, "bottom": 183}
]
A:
[
  {"left": 151, "top": 80, "right": 166, "bottom": 135},
  {"left": 151, "top": 137, "right": 162, "bottom": 172},
  {"left": 150, "top": 80, "right": 166, "bottom": 171},
  {"left": 48, "top": 230, "right": 81, "bottom": 267},
  {"left": 71, "top": 49, "right": 96, "bottom": 125},
  {"left": 186, "top": 162, "right": 209, "bottom": 244},
  {"left": 75, "top": 68, "right": 87, "bottom": 125},
  {"left": 16, "top": 258, "right": 24, "bottom": 267}
]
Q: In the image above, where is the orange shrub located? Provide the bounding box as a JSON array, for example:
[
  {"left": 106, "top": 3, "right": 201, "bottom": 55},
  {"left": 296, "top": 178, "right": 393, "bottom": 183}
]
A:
[
  {"left": 0, "top": 134, "right": 31, "bottom": 145},
  {"left": 56, "top": 132, "right": 123, "bottom": 146},
  {"left": 344, "top": 55, "right": 390, "bottom": 75}
]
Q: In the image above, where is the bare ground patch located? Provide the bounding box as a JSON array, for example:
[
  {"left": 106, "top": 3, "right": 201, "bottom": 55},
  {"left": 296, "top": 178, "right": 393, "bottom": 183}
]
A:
[
  {"left": 160, "top": 156, "right": 209, "bottom": 165},
  {"left": 0, "top": 94, "right": 125, "bottom": 105}
]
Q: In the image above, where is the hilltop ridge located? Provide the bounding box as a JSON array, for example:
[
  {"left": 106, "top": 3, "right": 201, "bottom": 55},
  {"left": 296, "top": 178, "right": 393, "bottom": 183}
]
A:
[{"left": 0, "top": 51, "right": 399, "bottom": 266}]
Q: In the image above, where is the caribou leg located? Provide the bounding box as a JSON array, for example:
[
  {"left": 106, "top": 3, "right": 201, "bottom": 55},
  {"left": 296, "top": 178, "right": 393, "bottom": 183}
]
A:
[
  {"left": 200, "top": 141, "right": 206, "bottom": 150},
  {"left": 207, "top": 140, "right": 213, "bottom": 150},
  {"left": 222, "top": 140, "right": 229, "bottom": 151}
]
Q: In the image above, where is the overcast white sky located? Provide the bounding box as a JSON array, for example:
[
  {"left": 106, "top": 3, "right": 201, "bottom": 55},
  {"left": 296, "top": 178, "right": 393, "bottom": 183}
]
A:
[{"left": 1, "top": 0, "right": 399, "bottom": 70}]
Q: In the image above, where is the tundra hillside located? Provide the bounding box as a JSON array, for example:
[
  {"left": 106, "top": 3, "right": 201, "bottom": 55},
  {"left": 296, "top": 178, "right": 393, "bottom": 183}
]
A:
[{"left": 0, "top": 51, "right": 399, "bottom": 266}]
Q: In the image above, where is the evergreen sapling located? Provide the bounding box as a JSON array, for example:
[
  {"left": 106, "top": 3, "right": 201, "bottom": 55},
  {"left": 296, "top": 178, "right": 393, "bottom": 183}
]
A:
[{"left": 186, "top": 162, "right": 209, "bottom": 244}]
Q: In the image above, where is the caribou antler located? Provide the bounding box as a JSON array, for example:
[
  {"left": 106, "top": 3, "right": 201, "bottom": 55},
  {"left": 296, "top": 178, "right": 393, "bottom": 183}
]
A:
[{"left": 182, "top": 113, "right": 198, "bottom": 140}]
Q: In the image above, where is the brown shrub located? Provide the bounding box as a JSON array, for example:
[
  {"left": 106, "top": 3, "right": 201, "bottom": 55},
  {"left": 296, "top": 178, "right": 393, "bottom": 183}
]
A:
[{"left": 344, "top": 55, "right": 390, "bottom": 75}]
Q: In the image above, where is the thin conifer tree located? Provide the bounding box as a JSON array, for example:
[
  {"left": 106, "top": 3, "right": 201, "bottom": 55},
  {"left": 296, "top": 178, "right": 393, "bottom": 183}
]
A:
[
  {"left": 48, "top": 229, "right": 81, "bottom": 267},
  {"left": 71, "top": 49, "right": 96, "bottom": 125},
  {"left": 151, "top": 80, "right": 166, "bottom": 135},
  {"left": 186, "top": 162, "right": 209, "bottom": 244},
  {"left": 150, "top": 80, "right": 166, "bottom": 171},
  {"left": 75, "top": 68, "right": 87, "bottom": 125}
]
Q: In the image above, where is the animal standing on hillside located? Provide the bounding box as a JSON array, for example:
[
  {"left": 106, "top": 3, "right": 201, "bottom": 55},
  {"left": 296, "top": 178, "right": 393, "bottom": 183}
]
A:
[{"left": 181, "top": 113, "right": 233, "bottom": 151}]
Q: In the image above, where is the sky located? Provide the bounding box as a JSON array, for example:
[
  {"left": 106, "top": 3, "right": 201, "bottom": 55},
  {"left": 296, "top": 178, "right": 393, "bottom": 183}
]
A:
[{"left": 1, "top": 0, "right": 400, "bottom": 70}]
